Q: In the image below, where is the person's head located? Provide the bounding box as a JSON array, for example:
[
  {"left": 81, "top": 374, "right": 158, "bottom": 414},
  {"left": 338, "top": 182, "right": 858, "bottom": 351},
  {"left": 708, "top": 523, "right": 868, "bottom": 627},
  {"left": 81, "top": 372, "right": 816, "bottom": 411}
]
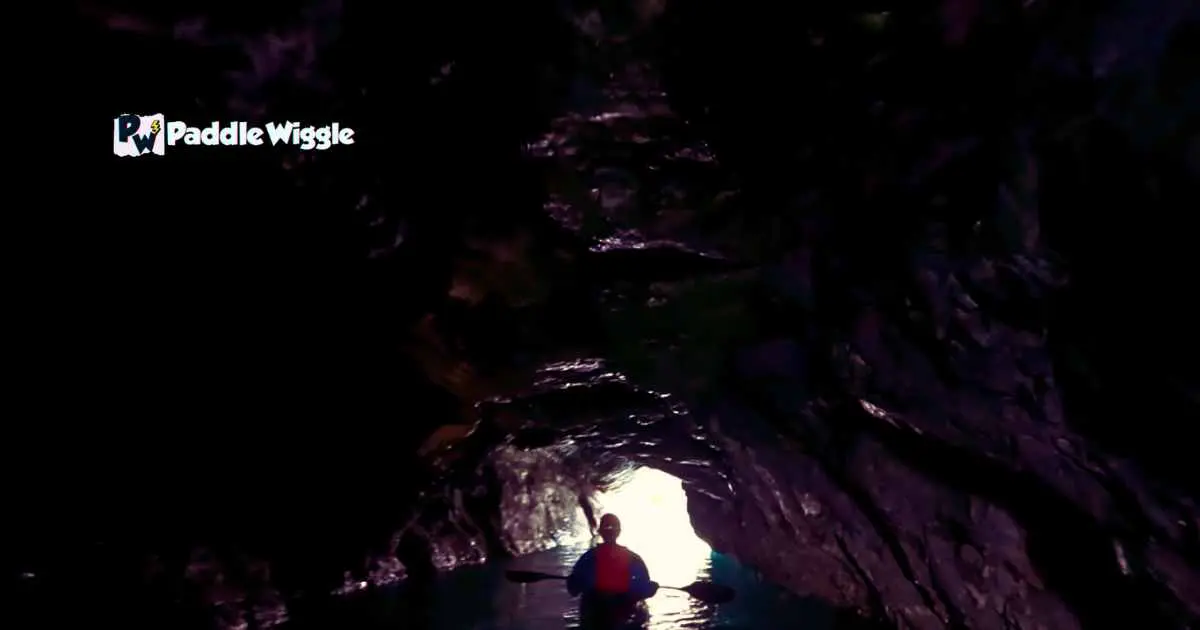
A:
[{"left": 598, "top": 513, "right": 621, "bottom": 542}]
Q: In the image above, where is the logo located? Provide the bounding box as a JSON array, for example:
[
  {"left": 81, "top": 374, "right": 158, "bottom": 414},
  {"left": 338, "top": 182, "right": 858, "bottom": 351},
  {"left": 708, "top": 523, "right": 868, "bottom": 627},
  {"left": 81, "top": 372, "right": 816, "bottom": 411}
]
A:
[
  {"left": 113, "top": 113, "right": 166, "bottom": 157},
  {"left": 111, "top": 114, "right": 358, "bottom": 156}
]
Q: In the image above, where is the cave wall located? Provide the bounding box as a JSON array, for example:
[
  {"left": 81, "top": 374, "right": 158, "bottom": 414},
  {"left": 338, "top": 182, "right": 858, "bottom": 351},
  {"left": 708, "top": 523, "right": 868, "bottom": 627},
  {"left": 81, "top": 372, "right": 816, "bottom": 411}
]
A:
[
  {"left": 642, "top": 1, "right": 1200, "bottom": 628},
  {"left": 397, "top": 443, "right": 600, "bottom": 574},
  {"left": 39, "top": 1, "right": 1200, "bottom": 630}
]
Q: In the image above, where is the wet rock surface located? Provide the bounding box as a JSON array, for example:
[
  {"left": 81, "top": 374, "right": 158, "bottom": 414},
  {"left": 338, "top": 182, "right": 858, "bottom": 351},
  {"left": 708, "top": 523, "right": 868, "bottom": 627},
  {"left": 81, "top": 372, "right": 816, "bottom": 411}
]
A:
[{"left": 32, "top": 1, "right": 1200, "bottom": 629}]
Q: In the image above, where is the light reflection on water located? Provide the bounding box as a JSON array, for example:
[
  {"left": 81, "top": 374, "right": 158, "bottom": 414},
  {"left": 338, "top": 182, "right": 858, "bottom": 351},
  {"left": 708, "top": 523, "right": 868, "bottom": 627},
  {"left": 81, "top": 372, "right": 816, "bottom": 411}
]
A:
[
  {"left": 591, "top": 467, "right": 713, "bottom": 627},
  {"left": 429, "top": 467, "right": 833, "bottom": 629},
  {"left": 433, "top": 545, "right": 832, "bottom": 630},
  {"left": 489, "top": 543, "right": 705, "bottom": 629}
]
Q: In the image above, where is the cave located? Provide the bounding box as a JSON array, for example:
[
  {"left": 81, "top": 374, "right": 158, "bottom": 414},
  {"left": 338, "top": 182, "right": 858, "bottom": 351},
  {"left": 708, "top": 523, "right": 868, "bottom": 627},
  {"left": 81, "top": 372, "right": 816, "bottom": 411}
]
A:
[{"left": 22, "top": 1, "right": 1200, "bottom": 629}]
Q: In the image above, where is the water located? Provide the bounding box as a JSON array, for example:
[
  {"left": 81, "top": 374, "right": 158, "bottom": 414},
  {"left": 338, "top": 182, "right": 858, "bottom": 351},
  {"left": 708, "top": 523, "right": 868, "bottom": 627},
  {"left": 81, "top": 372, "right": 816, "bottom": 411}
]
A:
[
  {"left": 446, "top": 546, "right": 832, "bottom": 630},
  {"left": 307, "top": 545, "right": 833, "bottom": 630},
  {"left": 288, "top": 467, "right": 835, "bottom": 629}
]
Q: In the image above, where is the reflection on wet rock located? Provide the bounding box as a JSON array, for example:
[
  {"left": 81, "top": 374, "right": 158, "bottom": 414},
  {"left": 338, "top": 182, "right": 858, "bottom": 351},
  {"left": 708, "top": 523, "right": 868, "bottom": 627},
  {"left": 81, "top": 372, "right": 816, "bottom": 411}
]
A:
[
  {"left": 491, "top": 446, "right": 595, "bottom": 554},
  {"left": 62, "top": 1, "right": 1200, "bottom": 629}
]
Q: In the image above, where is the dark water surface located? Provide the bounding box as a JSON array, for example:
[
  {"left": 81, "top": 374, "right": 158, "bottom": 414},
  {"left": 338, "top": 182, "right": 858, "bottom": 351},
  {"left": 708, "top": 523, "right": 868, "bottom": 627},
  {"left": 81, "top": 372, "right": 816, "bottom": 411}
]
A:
[{"left": 298, "top": 545, "right": 833, "bottom": 630}]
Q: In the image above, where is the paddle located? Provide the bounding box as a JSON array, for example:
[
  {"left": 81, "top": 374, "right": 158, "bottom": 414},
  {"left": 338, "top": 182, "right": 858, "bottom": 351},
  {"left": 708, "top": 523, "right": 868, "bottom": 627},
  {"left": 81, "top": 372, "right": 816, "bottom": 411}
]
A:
[{"left": 504, "top": 570, "right": 736, "bottom": 604}]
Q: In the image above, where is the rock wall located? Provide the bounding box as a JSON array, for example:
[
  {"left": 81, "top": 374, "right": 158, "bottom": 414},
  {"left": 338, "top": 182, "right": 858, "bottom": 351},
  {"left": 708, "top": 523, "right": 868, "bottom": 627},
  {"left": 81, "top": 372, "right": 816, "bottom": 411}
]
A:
[
  {"left": 42, "top": 2, "right": 1200, "bottom": 630},
  {"left": 395, "top": 444, "right": 598, "bottom": 574},
  {"left": 640, "top": 2, "right": 1200, "bottom": 628}
]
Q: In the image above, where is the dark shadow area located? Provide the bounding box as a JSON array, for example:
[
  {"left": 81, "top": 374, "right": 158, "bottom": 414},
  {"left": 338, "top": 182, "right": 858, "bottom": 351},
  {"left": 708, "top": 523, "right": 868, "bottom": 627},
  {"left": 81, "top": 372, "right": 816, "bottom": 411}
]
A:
[{"left": 20, "top": 2, "right": 1200, "bottom": 630}]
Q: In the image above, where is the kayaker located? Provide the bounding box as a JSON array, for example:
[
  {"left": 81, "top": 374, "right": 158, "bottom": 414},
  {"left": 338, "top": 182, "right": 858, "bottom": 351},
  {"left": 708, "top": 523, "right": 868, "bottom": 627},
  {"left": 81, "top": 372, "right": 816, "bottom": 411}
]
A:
[{"left": 567, "top": 514, "right": 658, "bottom": 625}]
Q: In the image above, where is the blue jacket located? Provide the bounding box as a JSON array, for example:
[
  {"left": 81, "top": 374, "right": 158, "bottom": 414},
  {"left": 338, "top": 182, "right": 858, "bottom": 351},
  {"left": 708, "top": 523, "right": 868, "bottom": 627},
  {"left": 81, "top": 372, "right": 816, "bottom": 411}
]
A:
[{"left": 566, "top": 543, "right": 657, "bottom": 600}]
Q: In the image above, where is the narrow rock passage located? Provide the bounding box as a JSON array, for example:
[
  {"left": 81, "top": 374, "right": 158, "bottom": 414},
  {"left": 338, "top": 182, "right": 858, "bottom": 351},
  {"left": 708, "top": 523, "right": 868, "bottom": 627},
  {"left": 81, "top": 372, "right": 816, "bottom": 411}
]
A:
[{"left": 38, "top": 4, "right": 1200, "bottom": 630}]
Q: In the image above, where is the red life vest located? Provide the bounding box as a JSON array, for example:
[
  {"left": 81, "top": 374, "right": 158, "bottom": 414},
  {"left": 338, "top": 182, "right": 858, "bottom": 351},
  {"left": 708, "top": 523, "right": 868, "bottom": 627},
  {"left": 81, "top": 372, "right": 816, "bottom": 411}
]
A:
[{"left": 592, "top": 543, "right": 633, "bottom": 594}]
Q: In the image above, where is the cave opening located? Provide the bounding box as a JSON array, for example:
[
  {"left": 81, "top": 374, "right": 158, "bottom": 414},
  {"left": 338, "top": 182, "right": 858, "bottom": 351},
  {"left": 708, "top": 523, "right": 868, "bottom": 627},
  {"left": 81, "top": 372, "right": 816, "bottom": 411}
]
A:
[
  {"left": 590, "top": 465, "right": 717, "bottom": 625},
  {"left": 454, "top": 459, "right": 840, "bottom": 630},
  {"left": 45, "top": 2, "right": 1200, "bottom": 630},
  {"left": 590, "top": 466, "right": 713, "bottom": 592}
]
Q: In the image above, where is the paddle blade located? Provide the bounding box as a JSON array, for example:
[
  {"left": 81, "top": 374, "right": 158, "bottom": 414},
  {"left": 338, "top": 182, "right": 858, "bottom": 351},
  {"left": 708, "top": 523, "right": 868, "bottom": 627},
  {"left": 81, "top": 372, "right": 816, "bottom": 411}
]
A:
[
  {"left": 679, "top": 581, "right": 736, "bottom": 604},
  {"left": 505, "top": 570, "right": 566, "bottom": 583}
]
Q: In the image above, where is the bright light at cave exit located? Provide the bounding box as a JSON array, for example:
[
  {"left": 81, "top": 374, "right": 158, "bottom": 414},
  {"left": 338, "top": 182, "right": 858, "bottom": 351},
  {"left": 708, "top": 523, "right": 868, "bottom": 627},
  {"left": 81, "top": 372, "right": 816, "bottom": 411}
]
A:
[{"left": 590, "top": 467, "right": 713, "bottom": 618}]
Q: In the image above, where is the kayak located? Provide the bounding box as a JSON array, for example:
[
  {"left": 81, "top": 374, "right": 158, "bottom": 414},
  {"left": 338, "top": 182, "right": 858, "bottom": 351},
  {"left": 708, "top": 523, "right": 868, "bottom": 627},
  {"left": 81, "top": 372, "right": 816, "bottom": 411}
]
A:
[{"left": 578, "top": 595, "right": 649, "bottom": 630}]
